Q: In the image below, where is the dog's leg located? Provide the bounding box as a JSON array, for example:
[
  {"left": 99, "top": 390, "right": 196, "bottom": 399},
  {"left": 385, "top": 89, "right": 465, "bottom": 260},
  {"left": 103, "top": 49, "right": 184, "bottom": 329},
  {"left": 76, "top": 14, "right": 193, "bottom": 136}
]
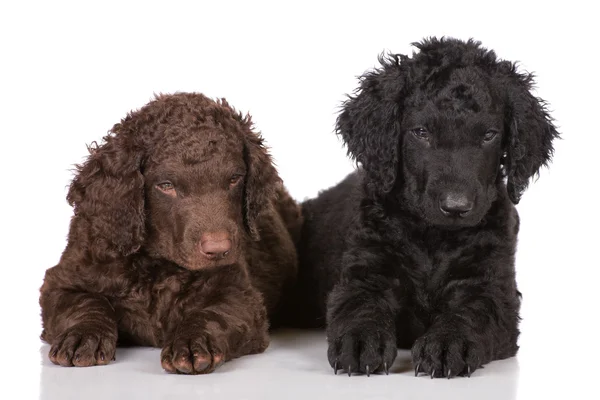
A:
[
  {"left": 412, "top": 283, "right": 520, "bottom": 378},
  {"left": 159, "top": 267, "right": 269, "bottom": 375},
  {"left": 40, "top": 289, "right": 118, "bottom": 367},
  {"left": 325, "top": 234, "right": 399, "bottom": 377}
]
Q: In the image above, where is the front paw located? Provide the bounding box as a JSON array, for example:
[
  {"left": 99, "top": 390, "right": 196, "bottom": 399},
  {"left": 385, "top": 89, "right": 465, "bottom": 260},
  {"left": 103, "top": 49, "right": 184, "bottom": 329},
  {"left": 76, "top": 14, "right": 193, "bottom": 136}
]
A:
[
  {"left": 327, "top": 327, "right": 397, "bottom": 376},
  {"left": 412, "top": 331, "right": 483, "bottom": 378},
  {"left": 48, "top": 325, "right": 117, "bottom": 367},
  {"left": 161, "top": 331, "right": 225, "bottom": 375}
]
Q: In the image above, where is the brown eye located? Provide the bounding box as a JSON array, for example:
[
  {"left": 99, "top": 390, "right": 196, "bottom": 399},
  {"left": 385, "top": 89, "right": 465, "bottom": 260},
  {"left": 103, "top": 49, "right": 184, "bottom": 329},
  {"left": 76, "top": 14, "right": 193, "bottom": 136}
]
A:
[
  {"left": 483, "top": 130, "right": 498, "bottom": 143},
  {"left": 229, "top": 174, "right": 243, "bottom": 188},
  {"left": 156, "top": 181, "right": 176, "bottom": 196}
]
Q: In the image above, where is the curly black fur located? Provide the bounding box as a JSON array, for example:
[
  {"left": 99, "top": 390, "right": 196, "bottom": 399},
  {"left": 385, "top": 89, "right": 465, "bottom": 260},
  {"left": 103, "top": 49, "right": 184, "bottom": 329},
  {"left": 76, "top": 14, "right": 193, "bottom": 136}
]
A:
[{"left": 284, "top": 37, "right": 559, "bottom": 378}]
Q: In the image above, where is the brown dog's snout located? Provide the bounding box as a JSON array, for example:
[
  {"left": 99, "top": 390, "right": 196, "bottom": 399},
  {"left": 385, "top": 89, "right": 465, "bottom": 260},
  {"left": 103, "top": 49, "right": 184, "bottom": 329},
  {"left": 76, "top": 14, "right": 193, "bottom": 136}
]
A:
[{"left": 199, "top": 231, "right": 232, "bottom": 260}]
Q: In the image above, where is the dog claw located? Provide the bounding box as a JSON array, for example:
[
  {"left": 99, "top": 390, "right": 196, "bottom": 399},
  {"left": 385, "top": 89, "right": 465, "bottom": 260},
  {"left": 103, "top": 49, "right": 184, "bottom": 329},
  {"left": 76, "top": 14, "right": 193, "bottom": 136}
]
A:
[
  {"left": 366, "top": 365, "right": 370, "bottom": 377},
  {"left": 415, "top": 363, "right": 420, "bottom": 377},
  {"left": 333, "top": 361, "right": 338, "bottom": 375},
  {"left": 467, "top": 365, "right": 472, "bottom": 378},
  {"left": 347, "top": 366, "right": 352, "bottom": 377},
  {"left": 431, "top": 370, "right": 435, "bottom": 379},
  {"left": 447, "top": 369, "right": 452, "bottom": 379},
  {"left": 384, "top": 362, "right": 389, "bottom": 375}
]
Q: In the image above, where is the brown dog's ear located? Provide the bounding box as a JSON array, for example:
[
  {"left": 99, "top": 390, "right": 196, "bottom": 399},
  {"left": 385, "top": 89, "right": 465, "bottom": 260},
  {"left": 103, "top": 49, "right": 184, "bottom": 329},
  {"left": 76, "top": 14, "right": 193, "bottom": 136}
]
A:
[
  {"left": 67, "top": 122, "right": 145, "bottom": 261},
  {"left": 501, "top": 63, "right": 560, "bottom": 204},
  {"left": 242, "top": 129, "right": 280, "bottom": 241}
]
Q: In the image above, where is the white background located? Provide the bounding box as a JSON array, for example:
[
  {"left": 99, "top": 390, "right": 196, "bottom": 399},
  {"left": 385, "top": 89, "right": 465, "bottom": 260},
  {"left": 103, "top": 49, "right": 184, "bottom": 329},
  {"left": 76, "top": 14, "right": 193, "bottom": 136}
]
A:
[{"left": 1, "top": 1, "right": 598, "bottom": 399}]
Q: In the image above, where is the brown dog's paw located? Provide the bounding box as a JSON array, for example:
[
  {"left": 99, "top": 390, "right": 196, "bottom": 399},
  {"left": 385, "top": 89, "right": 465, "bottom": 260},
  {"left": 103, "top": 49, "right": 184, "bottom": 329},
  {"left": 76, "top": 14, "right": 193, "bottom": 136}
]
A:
[
  {"left": 161, "top": 333, "right": 225, "bottom": 375},
  {"left": 48, "top": 326, "right": 117, "bottom": 367}
]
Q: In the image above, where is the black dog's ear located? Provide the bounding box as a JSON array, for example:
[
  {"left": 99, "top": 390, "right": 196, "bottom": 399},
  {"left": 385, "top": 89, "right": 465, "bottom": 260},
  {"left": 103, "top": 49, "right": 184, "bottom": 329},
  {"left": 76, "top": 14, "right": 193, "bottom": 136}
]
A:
[
  {"left": 502, "top": 63, "right": 560, "bottom": 204},
  {"left": 336, "top": 54, "right": 408, "bottom": 194}
]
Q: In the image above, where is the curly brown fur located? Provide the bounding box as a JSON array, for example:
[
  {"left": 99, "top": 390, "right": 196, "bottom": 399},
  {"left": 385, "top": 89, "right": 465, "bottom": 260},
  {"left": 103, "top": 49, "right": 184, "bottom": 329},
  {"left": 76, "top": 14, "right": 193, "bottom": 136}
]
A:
[
  {"left": 39, "top": 93, "right": 301, "bottom": 374},
  {"left": 285, "top": 37, "right": 559, "bottom": 378}
]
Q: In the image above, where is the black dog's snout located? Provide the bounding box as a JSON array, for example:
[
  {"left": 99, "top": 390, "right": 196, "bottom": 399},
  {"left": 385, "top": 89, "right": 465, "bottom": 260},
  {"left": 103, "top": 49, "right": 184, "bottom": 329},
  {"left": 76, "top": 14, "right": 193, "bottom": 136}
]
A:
[{"left": 439, "top": 192, "right": 474, "bottom": 217}]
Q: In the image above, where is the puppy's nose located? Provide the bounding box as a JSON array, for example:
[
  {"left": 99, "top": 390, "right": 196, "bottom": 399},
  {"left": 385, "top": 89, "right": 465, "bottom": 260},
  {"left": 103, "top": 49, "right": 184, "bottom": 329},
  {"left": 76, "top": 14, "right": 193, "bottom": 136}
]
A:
[
  {"left": 439, "top": 192, "right": 474, "bottom": 217},
  {"left": 199, "top": 232, "right": 232, "bottom": 259}
]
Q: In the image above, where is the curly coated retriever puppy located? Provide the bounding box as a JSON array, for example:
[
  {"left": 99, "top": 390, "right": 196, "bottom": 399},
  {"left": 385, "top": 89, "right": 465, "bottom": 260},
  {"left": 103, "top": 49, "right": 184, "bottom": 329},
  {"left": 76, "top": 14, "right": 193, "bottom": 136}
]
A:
[
  {"left": 40, "top": 93, "right": 301, "bottom": 374},
  {"left": 289, "top": 38, "right": 559, "bottom": 377}
]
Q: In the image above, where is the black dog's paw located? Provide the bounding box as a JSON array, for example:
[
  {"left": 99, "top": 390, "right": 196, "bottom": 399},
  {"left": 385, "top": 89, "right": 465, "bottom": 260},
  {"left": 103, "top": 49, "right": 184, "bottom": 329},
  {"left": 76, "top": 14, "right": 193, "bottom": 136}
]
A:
[
  {"left": 327, "top": 328, "right": 397, "bottom": 376},
  {"left": 412, "top": 331, "right": 483, "bottom": 378}
]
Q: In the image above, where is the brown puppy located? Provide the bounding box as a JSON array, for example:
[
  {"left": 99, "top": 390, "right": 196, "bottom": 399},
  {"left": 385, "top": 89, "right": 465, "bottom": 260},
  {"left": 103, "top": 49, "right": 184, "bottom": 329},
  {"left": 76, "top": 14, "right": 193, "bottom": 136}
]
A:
[{"left": 39, "top": 93, "right": 301, "bottom": 374}]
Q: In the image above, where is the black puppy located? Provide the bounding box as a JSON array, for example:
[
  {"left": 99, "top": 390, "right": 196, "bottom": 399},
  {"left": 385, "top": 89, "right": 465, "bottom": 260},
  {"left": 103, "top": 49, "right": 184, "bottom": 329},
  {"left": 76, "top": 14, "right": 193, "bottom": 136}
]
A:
[{"left": 292, "top": 38, "right": 558, "bottom": 378}]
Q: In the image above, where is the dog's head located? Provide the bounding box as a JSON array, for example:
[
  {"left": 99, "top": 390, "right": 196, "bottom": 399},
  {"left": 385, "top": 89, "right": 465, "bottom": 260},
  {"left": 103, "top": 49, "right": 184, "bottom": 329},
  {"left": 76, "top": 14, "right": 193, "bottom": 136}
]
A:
[
  {"left": 67, "top": 93, "right": 280, "bottom": 268},
  {"left": 337, "top": 37, "right": 559, "bottom": 228}
]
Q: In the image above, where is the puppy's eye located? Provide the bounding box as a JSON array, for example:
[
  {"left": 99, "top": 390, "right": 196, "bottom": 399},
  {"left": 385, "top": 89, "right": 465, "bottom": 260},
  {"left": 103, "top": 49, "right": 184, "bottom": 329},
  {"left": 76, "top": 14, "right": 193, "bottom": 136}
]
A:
[
  {"left": 483, "top": 130, "right": 498, "bottom": 143},
  {"left": 229, "top": 174, "right": 243, "bottom": 188},
  {"left": 156, "top": 181, "right": 176, "bottom": 196},
  {"left": 412, "top": 127, "right": 430, "bottom": 141}
]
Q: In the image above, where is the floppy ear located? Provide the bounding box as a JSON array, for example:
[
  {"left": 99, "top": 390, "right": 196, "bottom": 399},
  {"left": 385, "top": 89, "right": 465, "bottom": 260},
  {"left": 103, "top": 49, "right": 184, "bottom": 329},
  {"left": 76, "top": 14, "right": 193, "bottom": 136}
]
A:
[
  {"left": 336, "top": 54, "right": 408, "bottom": 194},
  {"left": 242, "top": 129, "right": 280, "bottom": 241},
  {"left": 67, "top": 123, "right": 145, "bottom": 261},
  {"left": 502, "top": 65, "right": 560, "bottom": 204}
]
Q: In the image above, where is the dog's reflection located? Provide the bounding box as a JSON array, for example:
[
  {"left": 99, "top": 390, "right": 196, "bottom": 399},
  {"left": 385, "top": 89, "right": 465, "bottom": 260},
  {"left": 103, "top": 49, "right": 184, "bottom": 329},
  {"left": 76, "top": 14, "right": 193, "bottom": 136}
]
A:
[{"left": 39, "top": 330, "right": 519, "bottom": 400}]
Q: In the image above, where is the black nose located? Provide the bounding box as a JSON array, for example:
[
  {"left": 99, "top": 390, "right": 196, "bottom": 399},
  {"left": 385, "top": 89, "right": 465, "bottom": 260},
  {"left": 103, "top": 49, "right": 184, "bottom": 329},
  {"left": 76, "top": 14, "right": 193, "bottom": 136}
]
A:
[{"left": 439, "top": 192, "right": 474, "bottom": 217}]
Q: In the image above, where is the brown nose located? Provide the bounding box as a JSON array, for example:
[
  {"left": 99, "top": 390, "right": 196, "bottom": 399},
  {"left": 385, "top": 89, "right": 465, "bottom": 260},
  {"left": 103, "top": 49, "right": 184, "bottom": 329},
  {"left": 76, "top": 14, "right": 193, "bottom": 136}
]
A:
[{"left": 199, "top": 232, "right": 232, "bottom": 259}]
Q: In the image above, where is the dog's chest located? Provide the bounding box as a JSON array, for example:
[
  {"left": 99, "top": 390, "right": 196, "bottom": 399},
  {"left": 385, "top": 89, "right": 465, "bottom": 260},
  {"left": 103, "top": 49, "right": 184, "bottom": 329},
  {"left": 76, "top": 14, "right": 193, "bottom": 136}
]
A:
[
  {"left": 392, "top": 236, "right": 469, "bottom": 310},
  {"left": 112, "top": 265, "right": 213, "bottom": 346}
]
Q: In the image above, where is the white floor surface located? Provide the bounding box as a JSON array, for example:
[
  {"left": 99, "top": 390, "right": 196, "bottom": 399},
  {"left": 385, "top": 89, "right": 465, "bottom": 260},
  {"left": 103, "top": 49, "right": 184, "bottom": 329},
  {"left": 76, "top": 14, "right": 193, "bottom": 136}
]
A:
[
  {"left": 2, "top": 322, "right": 589, "bottom": 400},
  {"left": 35, "top": 329, "right": 521, "bottom": 400}
]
